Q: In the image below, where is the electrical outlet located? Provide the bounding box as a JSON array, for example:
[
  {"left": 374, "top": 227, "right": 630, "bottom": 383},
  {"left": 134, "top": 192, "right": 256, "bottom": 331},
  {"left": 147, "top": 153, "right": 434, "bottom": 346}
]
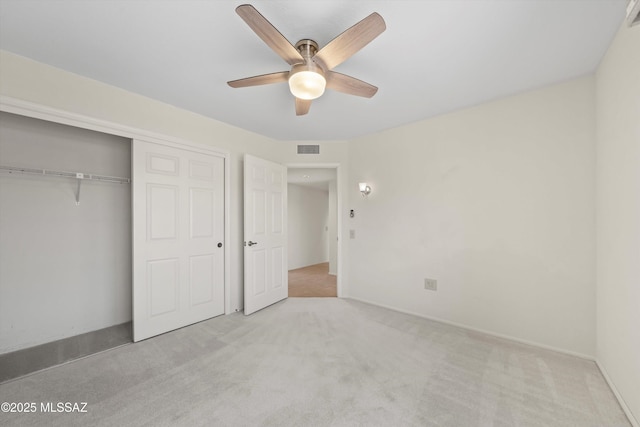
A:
[
  {"left": 349, "top": 229, "right": 356, "bottom": 239},
  {"left": 424, "top": 278, "right": 437, "bottom": 291}
]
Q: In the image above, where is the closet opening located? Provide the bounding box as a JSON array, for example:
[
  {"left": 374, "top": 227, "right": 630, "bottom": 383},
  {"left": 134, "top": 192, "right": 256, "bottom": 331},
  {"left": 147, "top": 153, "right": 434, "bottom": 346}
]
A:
[{"left": 0, "top": 112, "right": 133, "bottom": 383}]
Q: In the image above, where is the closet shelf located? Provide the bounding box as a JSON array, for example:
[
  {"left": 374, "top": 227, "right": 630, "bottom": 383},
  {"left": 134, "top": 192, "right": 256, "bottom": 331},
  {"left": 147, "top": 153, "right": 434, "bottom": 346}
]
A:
[
  {"left": 0, "top": 164, "right": 130, "bottom": 184},
  {"left": 0, "top": 164, "right": 130, "bottom": 205}
]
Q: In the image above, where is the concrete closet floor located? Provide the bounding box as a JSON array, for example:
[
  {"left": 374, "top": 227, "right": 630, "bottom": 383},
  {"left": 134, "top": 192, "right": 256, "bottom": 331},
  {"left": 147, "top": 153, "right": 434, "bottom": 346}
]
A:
[{"left": 0, "top": 298, "right": 630, "bottom": 427}]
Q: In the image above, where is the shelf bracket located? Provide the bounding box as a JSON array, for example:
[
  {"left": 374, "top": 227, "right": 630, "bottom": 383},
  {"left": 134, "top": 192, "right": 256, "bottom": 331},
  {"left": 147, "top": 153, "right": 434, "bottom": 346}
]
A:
[{"left": 75, "top": 173, "right": 83, "bottom": 205}]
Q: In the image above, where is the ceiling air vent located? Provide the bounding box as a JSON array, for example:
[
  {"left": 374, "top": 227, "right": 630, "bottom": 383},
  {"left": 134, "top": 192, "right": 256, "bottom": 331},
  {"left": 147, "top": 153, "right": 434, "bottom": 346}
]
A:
[
  {"left": 628, "top": 0, "right": 640, "bottom": 27},
  {"left": 297, "top": 145, "right": 320, "bottom": 154}
]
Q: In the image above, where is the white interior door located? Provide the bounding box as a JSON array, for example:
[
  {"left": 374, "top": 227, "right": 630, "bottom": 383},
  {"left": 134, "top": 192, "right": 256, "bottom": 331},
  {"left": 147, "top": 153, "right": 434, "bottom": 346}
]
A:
[
  {"left": 133, "top": 139, "right": 225, "bottom": 341},
  {"left": 244, "top": 154, "right": 287, "bottom": 315}
]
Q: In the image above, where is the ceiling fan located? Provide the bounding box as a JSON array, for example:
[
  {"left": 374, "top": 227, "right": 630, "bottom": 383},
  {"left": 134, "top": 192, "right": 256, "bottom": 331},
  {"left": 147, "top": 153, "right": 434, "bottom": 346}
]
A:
[{"left": 227, "top": 4, "right": 386, "bottom": 116}]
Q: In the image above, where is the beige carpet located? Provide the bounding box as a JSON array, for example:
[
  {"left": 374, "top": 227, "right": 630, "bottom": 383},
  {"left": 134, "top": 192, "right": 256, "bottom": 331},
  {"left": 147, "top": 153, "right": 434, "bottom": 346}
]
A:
[
  {"left": 288, "top": 262, "right": 337, "bottom": 297},
  {"left": 0, "top": 298, "right": 631, "bottom": 426}
]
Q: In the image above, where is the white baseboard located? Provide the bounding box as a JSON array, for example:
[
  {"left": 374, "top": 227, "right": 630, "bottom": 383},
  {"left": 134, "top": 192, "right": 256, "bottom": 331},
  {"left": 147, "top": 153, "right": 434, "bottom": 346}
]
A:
[
  {"left": 596, "top": 360, "right": 639, "bottom": 427},
  {"left": 346, "top": 296, "right": 595, "bottom": 360}
]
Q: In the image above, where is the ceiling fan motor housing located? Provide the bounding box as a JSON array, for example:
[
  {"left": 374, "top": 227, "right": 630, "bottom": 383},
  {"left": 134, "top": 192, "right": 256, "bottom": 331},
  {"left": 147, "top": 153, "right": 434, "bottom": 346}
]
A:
[
  {"left": 291, "top": 39, "right": 325, "bottom": 76},
  {"left": 295, "top": 39, "right": 319, "bottom": 59}
]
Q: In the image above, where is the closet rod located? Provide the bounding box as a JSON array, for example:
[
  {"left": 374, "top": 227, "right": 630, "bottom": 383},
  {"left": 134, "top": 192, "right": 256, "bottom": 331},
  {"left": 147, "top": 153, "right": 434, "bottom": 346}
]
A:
[{"left": 0, "top": 165, "right": 130, "bottom": 184}]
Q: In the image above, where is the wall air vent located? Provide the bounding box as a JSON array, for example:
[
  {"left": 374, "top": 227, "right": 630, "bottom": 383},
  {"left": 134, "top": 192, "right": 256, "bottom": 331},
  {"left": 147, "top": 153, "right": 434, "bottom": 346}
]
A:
[
  {"left": 627, "top": 0, "right": 640, "bottom": 27},
  {"left": 297, "top": 145, "right": 320, "bottom": 154}
]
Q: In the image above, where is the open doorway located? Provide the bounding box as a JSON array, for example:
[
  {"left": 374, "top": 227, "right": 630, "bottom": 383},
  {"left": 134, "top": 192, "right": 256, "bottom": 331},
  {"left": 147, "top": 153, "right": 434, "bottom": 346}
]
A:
[{"left": 287, "top": 167, "right": 337, "bottom": 297}]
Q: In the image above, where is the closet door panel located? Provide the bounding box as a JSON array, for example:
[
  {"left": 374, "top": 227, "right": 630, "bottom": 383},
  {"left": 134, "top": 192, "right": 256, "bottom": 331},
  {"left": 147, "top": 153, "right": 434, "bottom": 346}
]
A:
[{"left": 133, "top": 140, "right": 224, "bottom": 342}]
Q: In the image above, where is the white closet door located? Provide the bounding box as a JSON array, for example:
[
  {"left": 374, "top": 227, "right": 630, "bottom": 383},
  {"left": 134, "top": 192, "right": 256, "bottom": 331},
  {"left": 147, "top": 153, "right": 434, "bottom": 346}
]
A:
[
  {"left": 243, "top": 154, "right": 287, "bottom": 315},
  {"left": 133, "top": 140, "right": 224, "bottom": 341}
]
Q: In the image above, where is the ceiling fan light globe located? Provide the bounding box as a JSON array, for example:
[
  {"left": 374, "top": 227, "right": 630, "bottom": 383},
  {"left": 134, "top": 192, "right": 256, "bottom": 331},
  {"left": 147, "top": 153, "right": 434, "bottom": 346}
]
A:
[{"left": 289, "top": 70, "right": 326, "bottom": 100}]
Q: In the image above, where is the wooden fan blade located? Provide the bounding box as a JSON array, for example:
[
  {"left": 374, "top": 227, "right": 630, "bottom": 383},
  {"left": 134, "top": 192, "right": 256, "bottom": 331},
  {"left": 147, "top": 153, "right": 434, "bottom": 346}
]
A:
[
  {"left": 326, "top": 71, "right": 378, "bottom": 98},
  {"left": 313, "top": 12, "right": 385, "bottom": 71},
  {"left": 228, "top": 71, "right": 289, "bottom": 88},
  {"left": 295, "top": 98, "right": 311, "bottom": 116},
  {"left": 236, "top": 4, "right": 304, "bottom": 66}
]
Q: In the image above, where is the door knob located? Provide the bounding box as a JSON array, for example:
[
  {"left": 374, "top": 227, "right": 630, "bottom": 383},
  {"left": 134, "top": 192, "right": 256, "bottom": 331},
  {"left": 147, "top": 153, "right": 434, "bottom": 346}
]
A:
[
  {"left": 217, "top": 242, "right": 223, "bottom": 248},
  {"left": 247, "top": 241, "right": 258, "bottom": 246}
]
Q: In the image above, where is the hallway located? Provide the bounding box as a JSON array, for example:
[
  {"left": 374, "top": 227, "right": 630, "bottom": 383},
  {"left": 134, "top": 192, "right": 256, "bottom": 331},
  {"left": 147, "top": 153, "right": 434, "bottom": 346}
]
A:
[{"left": 288, "top": 262, "right": 337, "bottom": 297}]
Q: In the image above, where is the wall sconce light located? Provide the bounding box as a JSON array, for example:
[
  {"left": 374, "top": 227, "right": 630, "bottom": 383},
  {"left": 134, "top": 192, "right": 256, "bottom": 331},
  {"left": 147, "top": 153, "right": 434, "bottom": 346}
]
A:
[{"left": 359, "top": 182, "right": 371, "bottom": 197}]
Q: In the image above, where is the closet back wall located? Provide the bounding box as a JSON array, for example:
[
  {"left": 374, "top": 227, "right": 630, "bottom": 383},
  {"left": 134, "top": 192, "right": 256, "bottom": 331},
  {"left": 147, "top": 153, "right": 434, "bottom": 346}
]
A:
[{"left": 0, "top": 112, "right": 131, "bottom": 353}]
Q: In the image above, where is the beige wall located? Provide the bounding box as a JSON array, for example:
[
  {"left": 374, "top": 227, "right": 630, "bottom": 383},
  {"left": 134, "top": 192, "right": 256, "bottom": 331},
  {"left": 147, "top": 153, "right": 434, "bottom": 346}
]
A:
[
  {"left": 348, "top": 76, "right": 597, "bottom": 357},
  {"left": 596, "top": 22, "right": 640, "bottom": 425}
]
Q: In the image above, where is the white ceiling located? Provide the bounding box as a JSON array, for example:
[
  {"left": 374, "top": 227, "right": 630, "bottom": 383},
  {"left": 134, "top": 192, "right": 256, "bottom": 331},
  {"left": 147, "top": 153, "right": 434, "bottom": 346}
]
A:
[
  {"left": 0, "top": 0, "right": 626, "bottom": 141},
  {"left": 287, "top": 168, "right": 336, "bottom": 191}
]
